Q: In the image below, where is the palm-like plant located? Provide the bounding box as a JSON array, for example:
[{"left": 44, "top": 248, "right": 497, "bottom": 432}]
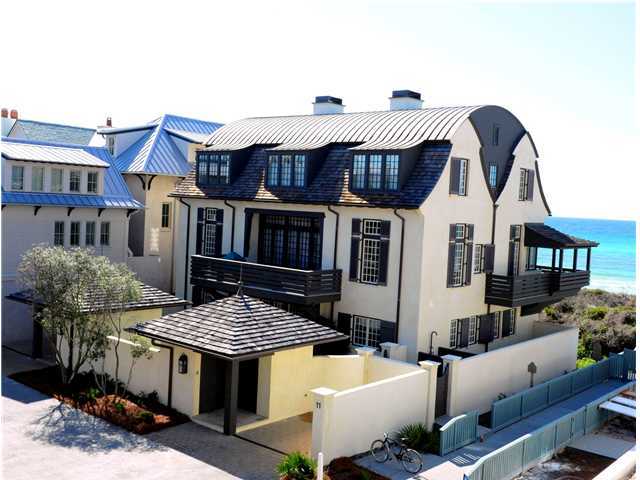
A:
[{"left": 276, "top": 451, "right": 317, "bottom": 480}]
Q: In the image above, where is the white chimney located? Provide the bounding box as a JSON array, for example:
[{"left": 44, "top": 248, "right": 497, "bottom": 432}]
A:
[
  {"left": 1, "top": 108, "right": 17, "bottom": 136},
  {"left": 313, "top": 96, "right": 344, "bottom": 115},
  {"left": 389, "top": 90, "right": 423, "bottom": 111}
]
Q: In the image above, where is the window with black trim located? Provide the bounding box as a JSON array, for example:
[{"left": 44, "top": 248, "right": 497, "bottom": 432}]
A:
[
  {"left": 449, "top": 158, "right": 469, "bottom": 196},
  {"left": 54, "top": 221, "right": 64, "bottom": 246},
  {"left": 447, "top": 223, "right": 474, "bottom": 287},
  {"left": 196, "top": 153, "right": 230, "bottom": 185},
  {"left": 161, "top": 203, "right": 171, "bottom": 229},
  {"left": 473, "top": 244, "right": 485, "bottom": 274},
  {"left": 501, "top": 309, "right": 517, "bottom": 337},
  {"left": 488, "top": 164, "right": 498, "bottom": 188},
  {"left": 449, "top": 315, "right": 480, "bottom": 348},
  {"left": 492, "top": 124, "right": 501, "bottom": 146},
  {"left": 87, "top": 171, "right": 98, "bottom": 193},
  {"left": 196, "top": 207, "right": 224, "bottom": 257},
  {"left": 70, "top": 222, "right": 80, "bottom": 246},
  {"left": 266, "top": 154, "right": 307, "bottom": 188},
  {"left": 526, "top": 246, "right": 537, "bottom": 271},
  {"left": 349, "top": 218, "right": 391, "bottom": 285},
  {"left": 100, "top": 222, "right": 110, "bottom": 246},
  {"left": 350, "top": 153, "right": 401, "bottom": 192},
  {"left": 518, "top": 168, "right": 535, "bottom": 201},
  {"left": 508, "top": 225, "right": 522, "bottom": 276},
  {"left": 346, "top": 314, "right": 395, "bottom": 349},
  {"left": 85, "top": 221, "right": 95, "bottom": 246},
  {"left": 70, "top": 170, "right": 81, "bottom": 192}
]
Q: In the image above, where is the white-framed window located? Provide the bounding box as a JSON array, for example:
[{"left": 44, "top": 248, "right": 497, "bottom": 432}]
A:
[
  {"left": 70, "top": 222, "right": 81, "bottom": 246},
  {"left": 452, "top": 243, "right": 465, "bottom": 286},
  {"left": 360, "top": 219, "right": 382, "bottom": 284},
  {"left": 518, "top": 169, "right": 528, "bottom": 201},
  {"left": 294, "top": 155, "right": 305, "bottom": 187},
  {"left": 469, "top": 316, "right": 478, "bottom": 345},
  {"left": 31, "top": 166, "right": 44, "bottom": 192},
  {"left": 100, "top": 222, "right": 110, "bottom": 246},
  {"left": 161, "top": 203, "right": 171, "bottom": 229},
  {"left": 54, "top": 221, "right": 65, "bottom": 246},
  {"left": 488, "top": 164, "right": 498, "bottom": 188},
  {"left": 368, "top": 154, "right": 382, "bottom": 189},
  {"left": 85, "top": 221, "right": 95, "bottom": 246},
  {"left": 385, "top": 154, "right": 399, "bottom": 190},
  {"left": 449, "top": 320, "right": 457, "bottom": 348},
  {"left": 11, "top": 165, "right": 24, "bottom": 190},
  {"left": 509, "top": 225, "right": 522, "bottom": 276},
  {"left": 351, "top": 315, "right": 382, "bottom": 348},
  {"left": 106, "top": 135, "right": 115, "bottom": 155},
  {"left": 492, "top": 312, "right": 502, "bottom": 339},
  {"left": 70, "top": 170, "right": 81, "bottom": 192},
  {"left": 352, "top": 154, "right": 367, "bottom": 189},
  {"left": 351, "top": 153, "right": 400, "bottom": 192},
  {"left": 458, "top": 158, "right": 468, "bottom": 195},
  {"left": 474, "top": 244, "right": 485, "bottom": 274},
  {"left": 51, "top": 168, "right": 63, "bottom": 193},
  {"left": 267, "top": 155, "right": 279, "bottom": 186},
  {"left": 280, "top": 155, "right": 292, "bottom": 186},
  {"left": 87, "top": 171, "right": 98, "bottom": 193}
]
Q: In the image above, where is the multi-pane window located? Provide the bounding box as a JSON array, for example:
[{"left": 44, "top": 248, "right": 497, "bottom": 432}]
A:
[
  {"left": 452, "top": 225, "right": 466, "bottom": 286},
  {"left": 219, "top": 155, "right": 230, "bottom": 183},
  {"left": 51, "top": 168, "right": 63, "bottom": 193},
  {"left": 100, "top": 222, "right": 110, "bottom": 246},
  {"left": 488, "top": 164, "right": 498, "bottom": 188},
  {"left": 351, "top": 315, "right": 382, "bottom": 349},
  {"left": 526, "top": 247, "right": 537, "bottom": 271},
  {"left": 259, "top": 214, "right": 321, "bottom": 270},
  {"left": 518, "top": 169, "right": 528, "bottom": 201},
  {"left": 161, "top": 203, "right": 171, "bottom": 229},
  {"left": 70, "top": 222, "right": 81, "bottom": 246},
  {"left": 294, "top": 155, "right": 305, "bottom": 187},
  {"left": 492, "top": 124, "right": 501, "bottom": 146},
  {"left": 447, "top": 223, "right": 474, "bottom": 287},
  {"left": 70, "top": 170, "right": 81, "bottom": 192},
  {"left": 449, "top": 320, "right": 457, "bottom": 348},
  {"left": 502, "top": 309, "right": 517, "bottom": 337},
  {"left": 509, "top": 225, "right": 522, "bottom": 276},
  {"left": 361, "top": 220, "right": 382, "bottom": 284},
  {"left": 196, "top": 153, "right": 231, "bottom": 185},
  {"left": 492, "top": 312, "right": 502, "bottom": 340},
  {"left": 11, "top": 166, "right": 24, "bottom": 190},
  {"left": 31, "top": 166, "right": 44, "bottom": 192},
  {"left": 280, "top": 155, "right": 292, "bottom": 186},
  {"left": 267, "top": 156, "right": 279, "bottom": 186},
  {"left": 85, "top": 221, "right": 95, "bottom": 246},
  {"left": 468, "top": 316, "right": 478, "bottom": 345},
  {"left": 196, "top": 207, "right": 223, "bottom": 258},
  {"left": 351, "top": 153, "right": 401, "bottom": 192},
  {"left": 204, "top": 208, "right": 218, "bottom": 256},
  {"left": 87, "top": 171, "right": 98, "bottom": 193},
  {"left": 458, "top": 158, "right": 468, "bottom": 195},
  {"left": 449, "top": 316, "right": 480, "bottom": 348},
  {"left": 450, "top": 158, "right": 469, "bottom": 196},
  {"left": 474, "top": 244, "right": 485, "bottom": 274},
  {"left": 54, "top": 221, "right": 65, "bottom": 246}
]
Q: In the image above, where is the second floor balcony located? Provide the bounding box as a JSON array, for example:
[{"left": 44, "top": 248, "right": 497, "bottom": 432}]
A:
[{"left": 190, "top": 255, "right": 342, "bottom": 305}]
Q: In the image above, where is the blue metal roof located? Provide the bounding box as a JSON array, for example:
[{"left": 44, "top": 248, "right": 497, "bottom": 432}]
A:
[
  {"left": 1, "top": 138, "right": 143, "bottom": 209},
  {"left": 2, "top": 141, "right": 110, "bottom": 167},
  {"left": 114, "top": 114, "right": 222, "bottom": 176},
  {"left": 9, "top": 119, "right": 96, "bottom": 145}
]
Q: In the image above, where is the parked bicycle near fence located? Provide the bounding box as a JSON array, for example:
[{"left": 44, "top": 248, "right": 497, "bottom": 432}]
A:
[{"left": 370, "top": 432, "right": 423, "bottom": 474}]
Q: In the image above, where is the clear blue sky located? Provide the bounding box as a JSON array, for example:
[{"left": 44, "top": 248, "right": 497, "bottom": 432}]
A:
[{"left": 2, "top": 1, "right": 636, "bottom": 219}]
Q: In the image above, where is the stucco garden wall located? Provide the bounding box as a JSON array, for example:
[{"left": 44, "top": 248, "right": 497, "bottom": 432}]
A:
[{"left": 446, "top": 325, "right": 578, "bottom": 416}]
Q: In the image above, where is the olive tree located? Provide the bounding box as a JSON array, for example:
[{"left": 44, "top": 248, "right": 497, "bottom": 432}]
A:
[{"left": 18, "top": 246, "right": 142, "bottom": 386}]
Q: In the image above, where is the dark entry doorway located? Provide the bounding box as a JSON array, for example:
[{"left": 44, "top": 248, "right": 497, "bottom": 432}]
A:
[
  {"left": 199, "top": 355, "right": 259, "bottom": 415},
  {"left": 238, "top": 358, "right": 259, "bottom": 412}
]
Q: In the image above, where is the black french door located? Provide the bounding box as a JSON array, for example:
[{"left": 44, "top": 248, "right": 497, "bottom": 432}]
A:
[{"left": 258, "top": 214, "right": 322, "bottom": 270}]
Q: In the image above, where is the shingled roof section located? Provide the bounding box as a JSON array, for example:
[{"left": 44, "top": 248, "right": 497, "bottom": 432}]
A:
[
  {"left": 524, "top": 223, "right": 599, "bottom": 249},
  {"left": 127, "top": 294, "right": 348, "bottom": 359},
  {"left": 6, "top": 283, "right": 189, "bottom": 313},
  {"left": 171, "top": 143, "right": 452, "bottom": 208}
]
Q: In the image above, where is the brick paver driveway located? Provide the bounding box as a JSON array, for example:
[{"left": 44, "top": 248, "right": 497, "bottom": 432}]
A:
[{"left": 1, "top": 349, "right": 280, "bottom": 480}]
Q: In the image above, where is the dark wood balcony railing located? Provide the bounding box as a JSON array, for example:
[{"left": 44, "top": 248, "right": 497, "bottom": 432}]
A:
[
  {"left": 190, "top": 255, "right": 342, "bottom": 305},
  {"left": 485, "top": 268, "right": 590, "bottom": 307}
]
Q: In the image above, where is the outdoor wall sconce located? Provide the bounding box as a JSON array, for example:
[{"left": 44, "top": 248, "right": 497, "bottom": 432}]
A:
[{"left": 178, "top": 354, "right": 188, "bottom": 374}]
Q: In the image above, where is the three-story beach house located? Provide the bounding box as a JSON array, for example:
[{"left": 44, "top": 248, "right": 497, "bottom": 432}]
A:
[{"left": 170, "top": 91, "right": 597, "bottom": 363}]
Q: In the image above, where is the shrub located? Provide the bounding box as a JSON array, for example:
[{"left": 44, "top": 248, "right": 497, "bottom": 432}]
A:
[
  {"left": 576, "top": 357, "right": 596, "bottom": 369},
  {"left": 396, "top": 423, "right": 429, "bottom": 451},
  {"left": 543, "top": 305, "right": 559, "bottom": 321},
  {"left": 114, "top": 402, "right": 125, "bottom": 413},
  {"left": 276, "top": 452, "right": 316, "bottom": 480},
  {"left": 584, "top": 306, "right": 608, "bottom": 321},
  {"left": 138, "top": 411, "right": 155, "bottom": 424}
]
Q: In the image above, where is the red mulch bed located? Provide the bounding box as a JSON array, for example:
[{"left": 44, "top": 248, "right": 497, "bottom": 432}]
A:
[
  {"left": 9, "top": 366, "right": 188, "bottom": 434},
  {"left": 327, "top": 457, "right": 389, "bottom": 480}
]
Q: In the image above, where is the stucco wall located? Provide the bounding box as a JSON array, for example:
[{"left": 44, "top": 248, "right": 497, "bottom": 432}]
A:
[{"left": 446, "top": 325, "right": 578, "bottom": 415}]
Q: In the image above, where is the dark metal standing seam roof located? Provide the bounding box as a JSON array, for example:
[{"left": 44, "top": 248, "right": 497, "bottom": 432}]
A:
[
  {"left": 6, "top": 283, "right": 189, "bottom": 313},
  {"left": 127, "top": 294, "right": 348, "bottom": 359},
  {"left": 524, "top": 223, "right": 599, "bottom": 249}
]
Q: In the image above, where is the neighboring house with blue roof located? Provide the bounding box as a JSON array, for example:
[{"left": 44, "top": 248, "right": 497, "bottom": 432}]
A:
[
  {"left": 1, "top": 136, "right": 142, "bottom": 351},
  {"left": 2, "top": 116, "right": 96, "bottom": 145},
  {"left": 97, "top": 114, "right": 222, "bottom": 292}
]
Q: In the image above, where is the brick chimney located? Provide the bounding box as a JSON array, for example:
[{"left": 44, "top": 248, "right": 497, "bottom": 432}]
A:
[{"left": 1, "top": 108, "right": 18, "bottom": 136}]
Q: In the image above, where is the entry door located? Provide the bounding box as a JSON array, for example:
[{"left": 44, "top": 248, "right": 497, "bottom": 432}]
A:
[
  {"left": 238, "top": 359, "right": 259, "bottom": 413},
  {"left": 508, "top": 225, "right": 522, "bottom": 276},
  {"left": 199, "top": 354, "right": 226, "bottom": 413}
]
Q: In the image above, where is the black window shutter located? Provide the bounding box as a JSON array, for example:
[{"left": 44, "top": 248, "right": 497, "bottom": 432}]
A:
[
  {"left": 214, "top": 209, "right": 224, "bottom": 256},
  {"left": 527, "top": 169, "right": 535, "bottom": 200},
  {"left": 464, "top": 224, "right": 474, "bottom": 285},
  {"left": 484, "top": 244, "right": 495, "bottom": 273},
  {"left": 478, "top": 314, "right": 493, "bottom": 343},
  {"left": 379, "top": 320, "right": 396, "bottom": 344},
  {"left": 446, "top": 224, "right": 456, "bottom": 287},
  {"left": 502, "top": 310, "right": 513, "bottom": 337},
  {"left": 449, "top": 158, "right": 461, "bottom": 194},
  {"left": 195, "top": 208, "right": 205, "bottom": 255},
  {"left": 243, "top": 211, "right": 253, "bottom": 257},
  {"left": 458, "top": 318, "right": 470, "bottom": 348},
  {"left": 337, "top": 313, "right": 352, "bottom": 337},
  {"left": 349, "top": 219, "right": 362, "bottom": 281},
  {"left": 507, "top": 242, "right": 515, "bottom": 276},
  {"left": 378, "top": 220, "right": 391, "bottom": 285}
]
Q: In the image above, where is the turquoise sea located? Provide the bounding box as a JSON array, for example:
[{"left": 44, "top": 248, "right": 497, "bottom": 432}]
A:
[{"left": 538, "top": 217, "right": 636, "bottom": 294}]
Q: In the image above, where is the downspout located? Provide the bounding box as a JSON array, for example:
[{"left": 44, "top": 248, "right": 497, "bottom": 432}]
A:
[
  {"left": 485, "top": 202, "right": 499, "bottom": 352},
  {"left": 178, "top": 198, "right": 191, "bottom": 299},
  {"left": 151, "top": 339, "right": 174, "bottom": 408},
  {"left": 393, "top": 209, "right": 406, "bottom": 342},
  {"left": 327, "top": 205, "right": 340, "bottom": 323},
  {"left": 224, "top": 200, "right": 236, "bottom": 252}
]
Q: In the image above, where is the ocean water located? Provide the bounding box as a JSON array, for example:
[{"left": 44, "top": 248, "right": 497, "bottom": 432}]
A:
[{"left": 536, "top": 217, "right": 636, "bottom": 294}]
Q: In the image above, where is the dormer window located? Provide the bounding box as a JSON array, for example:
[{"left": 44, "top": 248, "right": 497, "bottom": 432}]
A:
[
  {"left": 196, "top": 153, "right": 230, "bottom": 185},
  {"left": 266, "top": 154, "right": 306, "bottom": 188},
  {"left": 350, "top": 153, "right": 400, "bottom": 192}
]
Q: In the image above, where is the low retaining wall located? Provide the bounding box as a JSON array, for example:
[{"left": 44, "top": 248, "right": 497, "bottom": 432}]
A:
[{"left": 447, "top": 326, "right": 578, "bottom": 416}]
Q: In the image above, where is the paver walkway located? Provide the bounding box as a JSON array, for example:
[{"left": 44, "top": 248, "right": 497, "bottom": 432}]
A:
[
  {"left": 357, "top": 378, "right": 632, "bottom": 480},
  {"left": 1, "top": 349, "right": 281, "bottom": 480}
]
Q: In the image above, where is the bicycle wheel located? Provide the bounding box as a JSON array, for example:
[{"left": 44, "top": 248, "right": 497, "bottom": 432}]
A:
[
  {"left": 401, "top": 449, "right": 423, "bottom": 474},
  {"left": 370, "top": 440, "right": 389, "bottom": 462}
]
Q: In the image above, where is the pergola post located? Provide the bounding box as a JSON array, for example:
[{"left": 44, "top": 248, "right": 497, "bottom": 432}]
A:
[
  {"left": 558, "top": 249, "right": 564, "bottom": 272},
  {"left": 551, "top": 249, "right": 557, "bottom": 271},
  {"left": 586, "top": 247, "right": 592, "bottom": 271},
  {"left": 572, "top": 248, "right": 578, "bottom": 271},
  {"left": 224, "top": 359, "right": 239, "bottom": 435}
]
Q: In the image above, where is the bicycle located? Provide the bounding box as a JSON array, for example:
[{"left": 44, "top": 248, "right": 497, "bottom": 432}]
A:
[{"left": 370, "top": 432, "right": 423, "bottom": 474}]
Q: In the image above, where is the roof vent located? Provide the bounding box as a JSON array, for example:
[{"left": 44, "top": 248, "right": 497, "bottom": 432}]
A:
[
  {"left": 389, "top": 90, "right": 423, "bottom": 111},
  {"left": 313, "top": 96, "right": 344, "bottom": 115}
]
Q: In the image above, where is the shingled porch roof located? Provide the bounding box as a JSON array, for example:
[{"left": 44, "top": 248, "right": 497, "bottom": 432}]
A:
[{"left": 126, "top": 294, "right": 348, "bottom": 360}]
